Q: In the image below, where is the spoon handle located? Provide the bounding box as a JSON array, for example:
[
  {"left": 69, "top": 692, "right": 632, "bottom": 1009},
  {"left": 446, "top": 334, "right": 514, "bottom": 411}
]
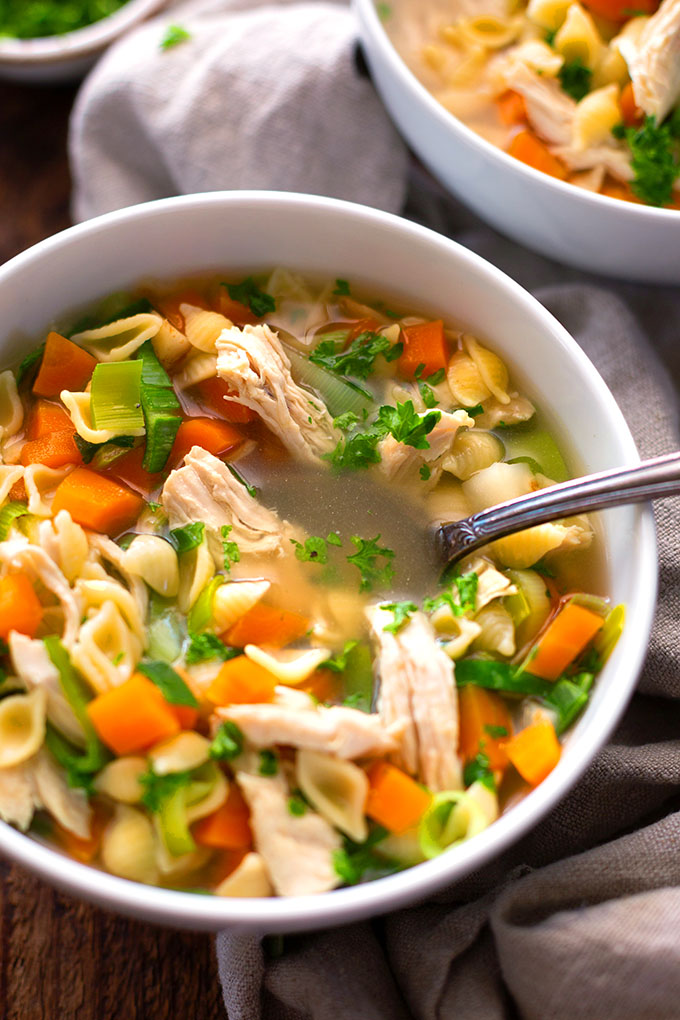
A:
[{"left": 438, "top": 451, "right": 680, "bottom": 563}]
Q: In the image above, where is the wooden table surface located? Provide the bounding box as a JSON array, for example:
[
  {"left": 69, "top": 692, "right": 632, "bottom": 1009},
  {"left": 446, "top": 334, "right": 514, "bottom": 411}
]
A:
[{"left": 0, "top": 79, "right": 226, "bottom": 1020}]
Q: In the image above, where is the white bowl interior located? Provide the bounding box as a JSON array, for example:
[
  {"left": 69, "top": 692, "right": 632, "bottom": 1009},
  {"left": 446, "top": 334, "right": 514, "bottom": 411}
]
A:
[{"left": 0, "top": 193, "right": 656, "bottom": 931}]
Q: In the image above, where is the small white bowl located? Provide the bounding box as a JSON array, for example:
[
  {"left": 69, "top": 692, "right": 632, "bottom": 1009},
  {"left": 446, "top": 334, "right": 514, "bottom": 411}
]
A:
[
  {"left": 0, "top": 0, "right": 166, "bottom": 83},
  {"left": 0, "top": 192, "right": 656, "bottom": 931},
  {"left": 354, "top": 0, "right": 680, "bottom": 284}
]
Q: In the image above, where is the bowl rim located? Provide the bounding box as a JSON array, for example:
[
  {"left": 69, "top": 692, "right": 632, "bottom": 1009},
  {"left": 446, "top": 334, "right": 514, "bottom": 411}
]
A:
[
  {"left": 0, "top": 191, "right": 658, "bottom": 931},
  {"left": 353, "top": 0, "right": 680, "bottom": 223},
  {"left": 0, "top": 0, "right": 165, "bottom": 64}
]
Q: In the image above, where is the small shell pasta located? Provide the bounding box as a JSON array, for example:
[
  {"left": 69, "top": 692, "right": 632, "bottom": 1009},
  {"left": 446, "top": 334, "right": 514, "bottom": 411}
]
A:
[
  {"left": 70, "top": 601, "right": 142, "bottom": 693},
  {"left": 94, "top": 756, "right": 147, "bottom": 803},
  {"left": 75, "top": 577, "right": 146, "bottom": 643},
  {"left": 101, "top": 805, "right": 159, "bottom": 884},
  {"left": 152, "top": 317, "right": 191, "bottom": 368},
  {"left": 177, "top": 539, "right": 215, "bottom": 614},
  {"left": 553, "top": 3, "right": 603, "bottom": 70},
  {"left": 216, "top": 852, "right": 274, "bottom": 898},
  {"left": 572, "top": 84, "right": 621, "bottom": 151},
  {"left": 441, "top": 430, "right": 504, "bottom": 481},
  {"left": 33, "top": 749, "right": 91, "bottom": 838},
  {"left": 0, "top": 688, "right": 47, "bottom": 768},
  {"left": 174, "top": 352, "right": 218, "bottom": 390},
  {"left": 462, "top": 460, "right": 534, "bottom": 514},
  {"left": 0, "top": 762, "right": 36, "bottom": 831},
  {"left": 244, "top": 645, "right": 328, "bottom": 686},
  {"left": 458, "top": 14, "right": 523, "bottom": 50},
  {"left": 446, "top": 350, "right": 491, "bottom": 407},
  {"left": 24, "top": 464, "right": 72, "bottom": 517},
  {"left": 0, "top": 370, "right": 23, "bottom": 440},
  {"left": 185, "top": 768, "right": 229, "bottom": 824},
  {"left": 442, "top": 617, "right": 483, "bottom": 660},
  {"left": 123, "top": 535, "right": 179, "bottom": 598},
  {"left": 70, "top": 312, "right": 162, "bottom": 363},
  {"left": 462, "top": 336, "right": 510, "bottom": 405},
  {"left": 492, "top": 518, "right": 591, "bottom": 568},
  {"left": 527, "top": 0, "right": 572, "bottom": 32},
  {"left": 38, "top": 511, "right": 89, "bottom": 584},
  {"left": 471, "top": 602, "right": 516, "bottom": 657},
  {"left": 212, "top": 580, "right": 271, "bottom": 632},
  {"left": 296, "top": 750, "right": 369, "bottom": 843},
  {"left": 148, "top": 732, "right": 210, "bottom": 775},
  {"left": 180, "top": 305, "right": 232, "bottom": 353}
]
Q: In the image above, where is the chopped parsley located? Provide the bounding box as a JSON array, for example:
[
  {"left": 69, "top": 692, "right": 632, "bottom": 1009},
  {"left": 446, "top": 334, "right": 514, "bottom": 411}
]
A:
[
  {"left": 324, "top": 428, "right": 383, "bottom": 471},
  {"left": 139, "top": 769, "right": 191, "bottom": 812},
  {"left": 423, "top": 571, "right": 478, "bottom": 617},
  {"left": 332, "top": 826, "right": 397, "bottom": 885},
  {"left": 168, "top": 521, "right": 205, "bottom": 554},
  {"left": 326, "top": 531, "right": 342, "bottom": 547},
  {"left": 287, "top": 793, "right": 308, "bottom": 817},
  {"left": 321, "top": 639, "right": 359, "bottom": 673},
  {"left": 624, "top": 115, "right": 680, "bottom": 207},
  {"left": 558, "top": 58, "right": 592, "bottom": 102},
  {"left": 381, "top": 600, "right": 418, "bottom": 634},
  {"left": 376, "top": 2, "right": 392, "bottom": 21},
  {"left": 258, "top": 750, "right": 279, "bottom": 776},
  {"left": 209, "top": 721, "right": 244, "bottom": 761},
  {"left": 376, "top": 400, "right": 441, "bottom": 449},
  {"left": 227, "top": 464, "right": 258, "bottom": 499},
  {"left": 333, "top": 278, "right": 351, "bottom": 296},
  {"left": 309, "top": 330, "right": 402, "bottom": 381},
  {"left": 137, "top": 660, "right": 198, "bottom": 707},
  {"left": 484, "top": 724, "right": 509, "bottom": 739},
  {"left": 225, "top": 277, "right": 275, "bottom": 317},
  {"left": 160, "top": 24, "right": 191, "bottom": 50},
  {"left": 415, "top": 364, "right": 445, "bottom": 408},
  {"left": 419, "top": 464, "right": 432, "bottom": 481},
  {"left": 290, "top": 535, "right": 329, "bottom": 564},
  {"left": 220, "top": 524, "right": 240, "bottom": 572},
  {"left": 333, "top": 411, "right": 360, "bottom": 432},
  {"left": 326, "top": 399, "right": 440, "bottom": 471},
  {"left": 185, "top": 631, "right": 240, "bottom": 666},
  {"left": 464, "top": 403, "right": 484, "bottom": 417},
  {"left": 73, "top": 433, "right": 135, "bottom": 465},
  {"left": 462, "top": 752, "right": 496, "bottom": 792},
  {"left": 347, "top": 535, "right": 395, "bottom": 592}
]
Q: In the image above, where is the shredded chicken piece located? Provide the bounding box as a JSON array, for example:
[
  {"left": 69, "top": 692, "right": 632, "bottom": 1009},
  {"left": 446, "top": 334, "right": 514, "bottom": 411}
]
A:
[
  {"left": 33, "top": 750, "right": 91, "bottom": 839},
  {"left": 216, "top": 323, "right": 339, "bottom": 463},
  {"left": 378, "top": 409, "right": 473, "bottom": 486},
  {"left": 367, "top": 607, "right": 463, "bottom": 792},
  {"left": 216, "top": 694, "right": 401, "bottom": 759},
  {"left": 9, "top": 634, "right": 85, "bottom": 748},
  {"left": 501, "top": 63, "right": 576, "bottom": 146},
  {"left": 626, "top": 0, "right": 680, "bottom": 120},
  {"left": 162, "top": 447, "right": 289, "bottom": 559},
  {"left": 0, "top": 536, "right": 80, "bottom": 645},
  {"left": 552, "top": 144, "right": 634, "bottom": 184},
  {"left": 236, "top": 769, "right": 341, "bottom": 896}
]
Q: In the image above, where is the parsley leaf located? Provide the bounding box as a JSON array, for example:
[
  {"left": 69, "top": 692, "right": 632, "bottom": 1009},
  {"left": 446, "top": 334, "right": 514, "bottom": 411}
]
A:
[
  {"left": 332, "top": 826, "right": 397, "bottom": 885},
  {"left": 309, "top": 330, "right": 401, "bottom": 381},
  {"left": 419, "top": 464, "right": 432, "bottom": 481},
  {"left": 333, "top": 411, "right": 360, "bottom": 433},
  {"left": 347, "top": 534, "right": 395, "bottom": 592},
  {"left": 333, "top": 279, "right": 351, "bottom": 296},
  {"left": 326, "top": 531, "right": 342, "bottom": 547},
  {"left": 381, "top": 601, "right": 418, "bottom": 634},
  {"left": 558, "top": 58, "right": 592, "bottom": 102},
  {"left": 258, "top": 750, "right": 279, "bottom": 776},
  {"left": 321, "top": 639, "right": 359, "bottom": 673},
  {"left": 464, "top": 403, "right": 484, "bottom": 417},
  {"left": 376, "top": 400, "right": 441, "bottom": 449},
  {"left": 209, "top": 721, "right": 244, "bottom": 761},
  {"left": 139, "top": 768, "right": 191, "bottom": 812},
  {"left": 137, "top": 661, "right": 199, "bottom": 707},
  {"left": 288, "top": 792, "right": 308, "bottom": 816},
  {"left": 168, "top": 521, "right": 205, "bottom": 554},
  {"left": 160, "top": 24, "right": 191, "bottom": 50},
  {"left": 625, "top": 115, "right": 680, "bottom": 206},
  {"left": 225, "top": 277, "right": 275, "bottom": 317},
  {"left": 463, "top": 752, "right": 496, "bottom": 791},
  {"left": 324, "top": 428, "right": 383, "bottom": 471},
  {"left": 185, "top": 631, "right": 240, "bottom": 666},
  {"left": 424, "top": 571, "right": 478, "bottom": 617},
  {"left": 221, "top": 524, "right": 240, "bottom": 572},
  {"left": 484, "top": 724, "right": 509, "bottom": 739},
  {"left": 290, "top": 535, "right": 329, "bottom": 564}
]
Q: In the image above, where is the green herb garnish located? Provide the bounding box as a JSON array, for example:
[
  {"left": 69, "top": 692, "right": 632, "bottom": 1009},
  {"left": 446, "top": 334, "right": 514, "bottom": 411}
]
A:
[
  {"left": 381, "top": 601, "right": 418, "bottom": 634},
  {"left": 462, "top": 752, "right": 496, "bottom": 791},
  {"left": 160, "top": 24, "right": 191, "bottom": 50},
  {"left": 137, "top": 660, "right": 198, "bottom": 708},
  {"left": 209, "top": 721, "right": 244, "bottom": 761},
  {"left": 225, "top": 277, "right": 275, "bottom": 317},
  {"left": 309, "top": 330, "right": 402, "bottom": 381},
  {"left": 624, "top": 115, "right": 680, "bottom": 207},
  {"left": 347, "top": 534, "right": 395, "bottom": 592},
  {"left": 290, "top": 535, "right": 329, "bottom": 564},
  {"left": 220, "top": 524, "right": 240, "bottom": 572},
  {"left": 333, "top": 279, "right": 351, "bottom": 296},
  {"left": 185, "top": 631, "right": 239, "bottom": 666},
  {"left": 258, "top": 750, "right": 279, "bottom": 776},
  {"left": 139, "top": 768, "right": 192, "bottom": 812},
  {"left": 168, "top": 521, "right": 206, "bottom": 554},
  {"left": 558, "top": 58, "right": 592, "bottom": 102},
  {"left": 227, "top": 464, "right": 258, "bottom": 499}
]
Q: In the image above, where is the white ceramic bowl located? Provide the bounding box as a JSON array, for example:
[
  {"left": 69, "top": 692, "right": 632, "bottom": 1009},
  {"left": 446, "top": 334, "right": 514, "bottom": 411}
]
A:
[
  {"left": 0, "top": 0, "right": 166, "bottom": 83},
  {"left": 0, "top": 192, "right": 656, "bottom": 931},
  {"left": 354, "top": 0, "right": 680, "bottom": 285}
]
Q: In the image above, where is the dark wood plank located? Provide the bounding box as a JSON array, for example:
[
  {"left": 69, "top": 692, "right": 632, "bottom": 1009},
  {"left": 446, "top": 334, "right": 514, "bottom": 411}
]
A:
[{"left": 0, "top": 79, "right": 227, "bottom": 1020}]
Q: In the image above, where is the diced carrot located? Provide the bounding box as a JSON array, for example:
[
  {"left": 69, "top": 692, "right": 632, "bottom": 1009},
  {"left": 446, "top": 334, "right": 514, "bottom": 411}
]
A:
[
  {"left": 0, "top": 574, "right": 43, "bottom": 640},
  {"left": 52, "top": 467, "right": 144, "bottom": 535},
  {"left": 210, "top": 848, "right": 249, "bottom": 886},
  {"left": 86, "top": 672, "right": 181, "bottom": 755},
  {"left": 398, "top": 320, "right": 449, "bottom": 379},
  {"left": 8, "top": 479, "right": 27, "bottom": 503},
  {"left": 193, "top": 377, "right": 258, "bottom": 424},
  {"left": 298, "top": 668, "right": 341, "bottom": 703},
  {"left": 504, "top": 720, "right": 561, "bottom": 786},
  {"left": 26, "top": 400, "right": 75, "bottom": 440},
  {"left": 206, "top": 656, "right": 277, "bottom": 706},
  {"left": 172, "top": 704, "right": 200, "bottom": 730},
  {"left": 620, "top": 81, "right": 643, "bottom": 128},
  {"left": 600, "top": 179, "right": 644, "bottom": 205},
  {"left": 171, "top": 417, "right": 243, "bottom": 466},
  {"left": 365, "top": 761, "right": 431, "bottom": 834},
  {"left": 497, "top": 89, "right": 528, "bottom": 127},
  {"left": 226, "top": 604, "right": 310, "bottom": 649},
  {"left": 154, "top": 289, "right": 209, "bottom": 332},
  {"left": 32, "top": 332, "right": 97, "bottom": 398},
  {"left": 526, "top": 602, "right": 604, "bottom": 681},
  {"left": 19, "top": 431, "right": 83, "bottom": 470},
  {"left": 582, "top": 0, "right": 659, "bottom": 21},
  {"left": 459, "top": 685, "right": 513, "bottom": 773},
  {"left": 346, "top": 317, "right": 381, "bottom": 344},
  {"left": 104, "top": 445, "right": 164, "bottom": 497},
  {"left": 193, "top": 785, "right": 252, "bottom": 849},
  {"left": 214, "top": 292, "right": 259, "bottom": 326},
  {"left": 507, "top": 130, "right": 568, "bottom": 181}
]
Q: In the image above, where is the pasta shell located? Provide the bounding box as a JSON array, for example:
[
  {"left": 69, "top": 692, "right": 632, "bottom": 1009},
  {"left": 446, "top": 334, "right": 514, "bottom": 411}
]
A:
[
  {"left": 185, "top": 768, "right": 229, "bottom": 824},
  {"left": 101, "top": 805, "right": 159, "bottom": 884},
  {"left": 123, "top": 535, "right": 179, "bottom": 598},
  {"left": 216, "top": 852, "right": 274, "bottom": 898},
  {"left": 0, "top": 465, "right": 24, "bottom": 506},
  {"left": 471, "top": 602, "right": 516, "bottom": 658},
  {"left": 441, "top": 617, "right": 483, "bottom": 660},
  {"left": 296, "top": 749, "right": 368, "bottom": 843},
  {"left": 462, "top": 461, "right": 534, "bottom": 515},
  {"left": 212, "top": 580, "right": 271, "bottom": 632},
  {"left": 33, "top": 749, "right": 91, "bottom": 839},
  {"left": 70, "top": 601, "right": 142, "bottom": 694},
  {"left": 174, "top": 352, "right": 218, "bottom": 390},
  {"left": 474, "top": 560, "right": 517, "bottom": 609},
  {"left": 426, "top": 477, "right": 471, "bottom": 527},
  {"left": 181, "top": 305, "right": 231, "bottom": 354},
  {"left": 526, "top": 0, "right": 572, "bottom": 31},
  {"left": 177, "top": 540, "right": 215, "bottom": 615},
  {"left": 94, "top": 756, "right": 147, "bottom": 804},
  {"left": 573, "top": 84, "right": 621, "bottom": 151},
  {"left": 554, "top": 2, "right": 603, "bottom": 69},
  {"left": 0, "top": 761, "right": 36, "bottom": 831},
  {"left": 0, "top": 688, "right": 47, "bottom": 768},
  {"left": 52, "top": 511, "right": 89, "bottom": 584},
  {"left": 244, "top": 645, "right": 329, "bottom": 686},
  {"left": 71, "top": 312, "right": 162, "bottom": 363},
  {"left": 446, "top": 350, "right": 491, "bottom": 407},
  {"left": 75, "top": 577, "right": 145, "bottom": 643},
  {"left": 152, "top": 317, "right": 192, "bottom": 369},
  {"left": 463, "top": 336, "right": 510, "bottom": 405},
  {"left": 458, "top": 13, "right": 523, "bottom": 49},
  {"left": 441, "top": 430, "right": 504, "bottom": 481},
  {"left": 492, "top": 520, "right": 590, "bottom": 568},
  {"left": 24, "top": 464, "right": 72, "bottom": 517},
  {"left": 0, "top": 371, "right": 23, "bottom": 440},
  {"left": 61, "top": 389, "right": 144, "bottom": 443},
  {"left": 148, "top": 732, "right": 210, "bottom": 776}
]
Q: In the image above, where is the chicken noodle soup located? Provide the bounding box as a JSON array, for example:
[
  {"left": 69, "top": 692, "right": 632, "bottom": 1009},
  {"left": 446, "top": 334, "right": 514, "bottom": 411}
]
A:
[
  {"left": 384, "top": 0, "right": 680, "bottom": 208},
  {"left": 0, "top": 270, "right": 622, "bottom": 896}
]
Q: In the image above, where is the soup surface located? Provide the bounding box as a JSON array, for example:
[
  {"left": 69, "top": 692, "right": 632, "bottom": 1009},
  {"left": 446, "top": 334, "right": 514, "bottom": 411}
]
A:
[
  {"left": 385, "top": 0, "right": 680, "bottom": 208},
  {"left": 0, "top": 270, "right": 621, "bottom": 896}
]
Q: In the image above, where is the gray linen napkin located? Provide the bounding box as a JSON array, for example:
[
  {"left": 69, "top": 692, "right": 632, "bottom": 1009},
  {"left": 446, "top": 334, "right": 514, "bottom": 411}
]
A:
[{"left": 67, "top": 5, "right": 680, "bottom": 1016}]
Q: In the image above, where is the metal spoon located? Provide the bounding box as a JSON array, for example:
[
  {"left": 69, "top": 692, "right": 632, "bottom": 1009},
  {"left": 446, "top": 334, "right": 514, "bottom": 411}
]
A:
[{"left": 436, "top": 451, "right": 680, "bottom": 567}]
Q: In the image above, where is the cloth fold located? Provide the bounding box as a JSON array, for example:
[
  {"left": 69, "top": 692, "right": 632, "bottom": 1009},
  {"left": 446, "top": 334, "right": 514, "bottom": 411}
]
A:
[{"left": 67, "top": 3, "right": 680, "bottom": 1016}]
